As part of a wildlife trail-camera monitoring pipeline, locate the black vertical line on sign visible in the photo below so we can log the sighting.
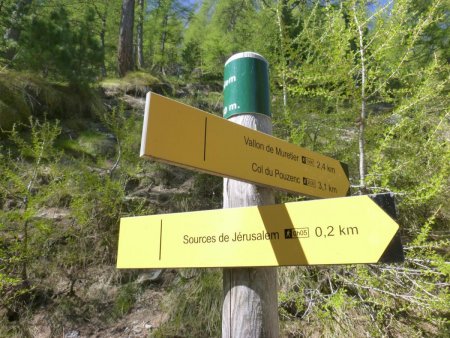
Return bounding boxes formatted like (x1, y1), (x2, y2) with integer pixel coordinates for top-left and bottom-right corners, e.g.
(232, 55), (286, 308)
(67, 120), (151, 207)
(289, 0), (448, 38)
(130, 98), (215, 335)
(159, 220), (163, 260)
(203, 117), (208, 161)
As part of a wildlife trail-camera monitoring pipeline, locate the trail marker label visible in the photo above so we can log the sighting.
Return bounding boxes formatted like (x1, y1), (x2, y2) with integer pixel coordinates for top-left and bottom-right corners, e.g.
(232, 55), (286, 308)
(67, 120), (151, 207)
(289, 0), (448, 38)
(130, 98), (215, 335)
(117, 195), (403, 269)
(140, 93), (350, 198)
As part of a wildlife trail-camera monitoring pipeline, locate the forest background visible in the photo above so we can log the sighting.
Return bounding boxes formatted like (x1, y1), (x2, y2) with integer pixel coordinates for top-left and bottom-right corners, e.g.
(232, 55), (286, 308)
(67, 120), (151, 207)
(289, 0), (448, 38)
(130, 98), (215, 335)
(0, 0), (449, 337)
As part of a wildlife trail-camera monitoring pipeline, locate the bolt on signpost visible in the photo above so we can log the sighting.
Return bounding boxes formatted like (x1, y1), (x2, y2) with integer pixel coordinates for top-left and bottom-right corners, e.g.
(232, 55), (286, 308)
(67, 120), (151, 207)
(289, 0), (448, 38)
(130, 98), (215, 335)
(222, 52), (278, 338)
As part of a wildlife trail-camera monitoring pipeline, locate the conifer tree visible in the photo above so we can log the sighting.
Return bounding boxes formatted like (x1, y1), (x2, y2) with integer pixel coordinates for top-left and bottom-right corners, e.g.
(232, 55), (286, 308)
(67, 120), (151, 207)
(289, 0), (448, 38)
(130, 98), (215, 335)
(2, 0), (33, 61)
(283, 0), (447, 191)
(16, 5), (103, 85)
(145, 0), (190, 75)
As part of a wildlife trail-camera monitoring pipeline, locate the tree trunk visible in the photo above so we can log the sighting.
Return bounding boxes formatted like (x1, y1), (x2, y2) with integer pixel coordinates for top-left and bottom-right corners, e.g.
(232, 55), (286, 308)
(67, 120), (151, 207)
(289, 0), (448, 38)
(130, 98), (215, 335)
(222, 115), (279, 338)
(136, 0), (145, 69)
(2, 0), (33, 61)
(160, 13), (168, 75)
(118, 0), (135, 77)
(353, 6), (367, 193)
(275, 1), (288, 113)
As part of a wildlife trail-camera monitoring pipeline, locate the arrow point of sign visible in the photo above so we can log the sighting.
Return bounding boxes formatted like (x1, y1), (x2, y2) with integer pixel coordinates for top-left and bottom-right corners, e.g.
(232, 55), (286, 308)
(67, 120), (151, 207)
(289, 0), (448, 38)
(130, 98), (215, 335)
(378, 233), (404, 263)
(369, 193), (405, 263)
(117, 194), (404, 268)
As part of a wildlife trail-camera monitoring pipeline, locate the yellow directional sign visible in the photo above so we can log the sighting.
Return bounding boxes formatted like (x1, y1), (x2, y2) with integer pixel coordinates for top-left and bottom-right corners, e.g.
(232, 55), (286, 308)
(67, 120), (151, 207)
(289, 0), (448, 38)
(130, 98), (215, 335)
(117, 195), (401, 268)
(140, 93), (349, 198)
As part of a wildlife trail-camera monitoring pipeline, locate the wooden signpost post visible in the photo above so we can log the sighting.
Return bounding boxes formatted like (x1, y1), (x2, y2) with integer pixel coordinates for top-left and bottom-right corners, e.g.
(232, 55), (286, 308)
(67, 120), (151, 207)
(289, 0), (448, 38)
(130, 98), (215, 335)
(117, 52), (404, 338)
(221, 52), (278, 338)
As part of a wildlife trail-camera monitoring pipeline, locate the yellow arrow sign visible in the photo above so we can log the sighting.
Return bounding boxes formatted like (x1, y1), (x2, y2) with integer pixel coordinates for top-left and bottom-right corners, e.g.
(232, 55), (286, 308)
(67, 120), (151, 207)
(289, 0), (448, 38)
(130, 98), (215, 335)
(140, 93), (349, 198)
(117, 195), (401, 268)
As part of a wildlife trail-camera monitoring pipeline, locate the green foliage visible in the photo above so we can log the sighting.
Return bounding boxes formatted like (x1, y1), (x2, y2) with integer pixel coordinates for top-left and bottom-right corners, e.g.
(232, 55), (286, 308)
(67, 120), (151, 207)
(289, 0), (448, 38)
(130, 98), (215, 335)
(181, 40), (202, 74)
(182, 0), (274, 78)
(58, 130), (115, 159)
(0, 70), (104, 130)
(272, 0), (449, 336)
(101, 71), (161, 97)
(279, 262), (449, 337)
(0, 74), (31, 130)
(0, 117), (62, 318)
(16, 7), (103, 85)
(155, 269), (222, 337)
(144, 0), (189, 75)
(112, 282), (139, 318)
(0, 100), (152, 329)
(69, 172), (124, 264)
(286, 3), (354, 101)
(366, 57), (450, 237)
(1, 0), (449, 336)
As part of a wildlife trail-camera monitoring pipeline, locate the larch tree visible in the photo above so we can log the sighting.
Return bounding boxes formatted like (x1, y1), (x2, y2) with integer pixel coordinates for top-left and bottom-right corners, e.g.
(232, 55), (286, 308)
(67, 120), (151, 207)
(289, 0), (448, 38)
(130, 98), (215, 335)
(282, 0), (446, 192)
(145, 0), (189, 75)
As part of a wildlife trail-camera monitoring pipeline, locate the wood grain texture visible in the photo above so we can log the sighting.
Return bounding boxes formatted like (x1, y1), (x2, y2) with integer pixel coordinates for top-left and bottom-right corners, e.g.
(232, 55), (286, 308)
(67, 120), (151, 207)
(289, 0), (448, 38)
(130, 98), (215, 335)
(222, 114), (279, 338)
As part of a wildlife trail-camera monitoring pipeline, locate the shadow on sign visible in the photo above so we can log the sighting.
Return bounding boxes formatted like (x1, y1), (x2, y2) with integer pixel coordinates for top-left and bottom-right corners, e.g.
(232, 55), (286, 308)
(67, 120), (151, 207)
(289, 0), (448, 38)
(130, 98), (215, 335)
(258, 204), (308, 266)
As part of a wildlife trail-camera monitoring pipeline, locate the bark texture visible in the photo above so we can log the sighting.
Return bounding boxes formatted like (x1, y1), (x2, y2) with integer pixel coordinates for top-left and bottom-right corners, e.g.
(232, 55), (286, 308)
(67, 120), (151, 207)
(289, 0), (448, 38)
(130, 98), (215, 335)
(118, 0), (135, 77)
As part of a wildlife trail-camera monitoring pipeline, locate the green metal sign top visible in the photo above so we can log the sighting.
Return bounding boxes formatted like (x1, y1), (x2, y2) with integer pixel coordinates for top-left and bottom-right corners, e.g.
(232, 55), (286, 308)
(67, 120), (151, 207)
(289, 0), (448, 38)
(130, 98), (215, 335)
(223, 52), (271, 119)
